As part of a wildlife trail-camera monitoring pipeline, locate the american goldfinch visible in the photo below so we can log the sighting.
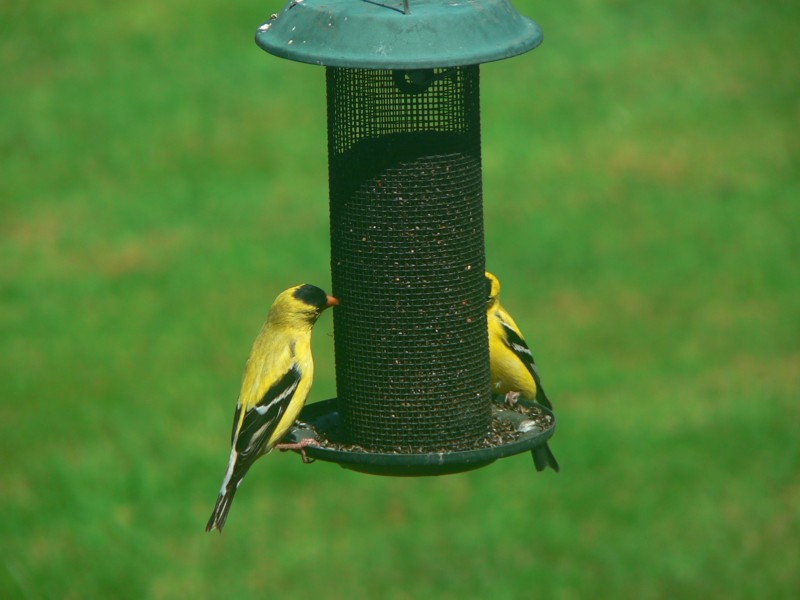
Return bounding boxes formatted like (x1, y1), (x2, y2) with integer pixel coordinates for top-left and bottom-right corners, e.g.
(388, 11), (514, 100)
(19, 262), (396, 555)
(486, 271), (560, 472)
(205, 284), (338, 533)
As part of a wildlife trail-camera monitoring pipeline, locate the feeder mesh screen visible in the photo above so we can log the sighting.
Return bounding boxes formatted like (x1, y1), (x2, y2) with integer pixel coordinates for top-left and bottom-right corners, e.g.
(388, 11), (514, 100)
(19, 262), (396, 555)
(327, 66), (491, 452)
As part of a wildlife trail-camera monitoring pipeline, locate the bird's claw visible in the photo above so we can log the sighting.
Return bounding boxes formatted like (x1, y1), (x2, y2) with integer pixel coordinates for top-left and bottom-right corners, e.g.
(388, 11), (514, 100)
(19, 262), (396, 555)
(505, 391), (521, 408)
(275, 438), (319, 464)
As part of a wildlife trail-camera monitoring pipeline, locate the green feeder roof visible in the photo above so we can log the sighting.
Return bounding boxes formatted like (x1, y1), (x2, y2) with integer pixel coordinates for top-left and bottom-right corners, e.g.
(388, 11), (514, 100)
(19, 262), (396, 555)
(255, 0), (543, 69)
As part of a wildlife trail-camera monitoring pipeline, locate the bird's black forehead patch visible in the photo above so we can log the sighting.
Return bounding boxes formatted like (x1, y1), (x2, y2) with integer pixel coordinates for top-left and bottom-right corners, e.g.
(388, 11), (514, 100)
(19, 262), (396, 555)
(485, 275), (494, 299)
(293, 284), (328, 309)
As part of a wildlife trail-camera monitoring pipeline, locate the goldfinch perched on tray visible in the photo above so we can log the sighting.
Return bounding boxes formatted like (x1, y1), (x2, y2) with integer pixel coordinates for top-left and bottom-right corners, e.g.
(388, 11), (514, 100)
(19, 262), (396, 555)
(485, 271), (560, 473)
(206, 284), (338, 533)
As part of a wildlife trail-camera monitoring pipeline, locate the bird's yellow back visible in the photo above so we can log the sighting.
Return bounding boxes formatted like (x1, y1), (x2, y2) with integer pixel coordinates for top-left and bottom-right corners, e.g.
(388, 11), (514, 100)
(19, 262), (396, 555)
(485, 271), (538, 400)
(488, 305), (538, 399)
(234, 287), (320, 447)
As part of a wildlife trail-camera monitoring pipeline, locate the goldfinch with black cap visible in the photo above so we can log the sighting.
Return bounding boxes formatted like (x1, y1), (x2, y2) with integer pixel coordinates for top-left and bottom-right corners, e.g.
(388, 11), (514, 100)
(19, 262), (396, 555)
(206, 284), (338, 532)
(485, 271), (559, 472)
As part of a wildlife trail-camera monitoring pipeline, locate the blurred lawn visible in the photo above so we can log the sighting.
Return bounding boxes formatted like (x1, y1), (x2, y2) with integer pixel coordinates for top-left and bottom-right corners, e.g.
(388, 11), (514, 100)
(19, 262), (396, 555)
(1, 0), (798, 598)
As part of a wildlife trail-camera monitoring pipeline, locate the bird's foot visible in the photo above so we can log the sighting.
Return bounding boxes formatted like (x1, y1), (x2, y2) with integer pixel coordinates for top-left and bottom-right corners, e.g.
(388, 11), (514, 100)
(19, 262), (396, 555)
(276, 438), (319, 464)
(504, 391), (521, 408)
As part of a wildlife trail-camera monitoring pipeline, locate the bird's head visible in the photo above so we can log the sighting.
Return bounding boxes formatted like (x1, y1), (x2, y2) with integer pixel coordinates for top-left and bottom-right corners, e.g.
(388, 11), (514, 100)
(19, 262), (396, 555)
(270, 284), (338, 327)
(485, 271), (501, 310)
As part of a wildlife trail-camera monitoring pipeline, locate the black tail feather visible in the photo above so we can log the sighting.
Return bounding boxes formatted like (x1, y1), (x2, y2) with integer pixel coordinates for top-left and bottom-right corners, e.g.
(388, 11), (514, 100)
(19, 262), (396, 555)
(206, 487), (238, 533)
(531, 442), (560, 473)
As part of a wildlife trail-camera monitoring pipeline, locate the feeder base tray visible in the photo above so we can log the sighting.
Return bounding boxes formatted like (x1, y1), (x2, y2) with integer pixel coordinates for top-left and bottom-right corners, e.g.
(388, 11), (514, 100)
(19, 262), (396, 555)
(282, 397), (556, 476)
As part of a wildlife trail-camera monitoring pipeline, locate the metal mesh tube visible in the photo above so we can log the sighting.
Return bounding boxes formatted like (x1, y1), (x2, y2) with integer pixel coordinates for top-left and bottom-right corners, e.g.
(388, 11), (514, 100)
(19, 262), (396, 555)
(327, 66), (491, 451)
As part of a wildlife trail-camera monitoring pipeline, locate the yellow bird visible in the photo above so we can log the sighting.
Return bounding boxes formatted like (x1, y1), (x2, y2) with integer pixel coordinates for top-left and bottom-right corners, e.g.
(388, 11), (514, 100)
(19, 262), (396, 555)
(206, 284), (338, 532)
(486, 271), (559, 472)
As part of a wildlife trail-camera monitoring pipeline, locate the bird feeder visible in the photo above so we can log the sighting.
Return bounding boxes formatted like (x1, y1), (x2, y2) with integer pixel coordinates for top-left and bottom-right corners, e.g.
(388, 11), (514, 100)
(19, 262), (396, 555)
(256, 0), (555, 475)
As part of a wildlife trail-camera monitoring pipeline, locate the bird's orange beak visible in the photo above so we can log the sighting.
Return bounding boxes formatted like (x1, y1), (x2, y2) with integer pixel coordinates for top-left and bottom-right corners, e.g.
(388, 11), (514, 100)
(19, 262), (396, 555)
(325, 295), (339, 308)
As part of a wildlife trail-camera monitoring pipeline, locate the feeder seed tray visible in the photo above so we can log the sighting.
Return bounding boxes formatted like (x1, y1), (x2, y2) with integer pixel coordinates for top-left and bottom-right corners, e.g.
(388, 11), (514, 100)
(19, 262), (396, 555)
(283, 395), (556, 476)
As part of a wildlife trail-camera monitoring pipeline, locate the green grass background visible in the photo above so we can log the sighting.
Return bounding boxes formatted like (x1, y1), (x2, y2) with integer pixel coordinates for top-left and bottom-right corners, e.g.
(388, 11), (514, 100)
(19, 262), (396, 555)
(2, 0), (798, 598)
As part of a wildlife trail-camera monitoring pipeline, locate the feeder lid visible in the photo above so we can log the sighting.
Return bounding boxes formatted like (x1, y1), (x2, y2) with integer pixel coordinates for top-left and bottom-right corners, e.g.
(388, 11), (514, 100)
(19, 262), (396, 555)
(255, 0), (543, 69)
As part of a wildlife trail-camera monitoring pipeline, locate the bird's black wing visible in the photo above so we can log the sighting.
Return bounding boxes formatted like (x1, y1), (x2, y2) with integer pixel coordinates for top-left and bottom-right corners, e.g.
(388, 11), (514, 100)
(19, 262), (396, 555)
(234, 365), (302, 464)
(499, 318), (552, 410)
